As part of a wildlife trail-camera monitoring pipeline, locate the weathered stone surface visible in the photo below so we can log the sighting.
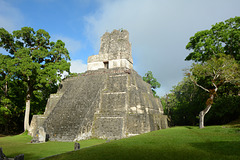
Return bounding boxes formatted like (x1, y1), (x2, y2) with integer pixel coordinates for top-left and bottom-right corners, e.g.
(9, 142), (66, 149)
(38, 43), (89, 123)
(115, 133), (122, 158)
(31, 127), (48, 143)
(14, 154), (24, 160)
(29, 77), (76, 137)
(87, 29), (133, 70)
(38, 127), (46, 142)
(34, 68), (167, 141)
(29, 30), (168, 141)
(28, 115), (46, 137)
(74, 143), (80, 151)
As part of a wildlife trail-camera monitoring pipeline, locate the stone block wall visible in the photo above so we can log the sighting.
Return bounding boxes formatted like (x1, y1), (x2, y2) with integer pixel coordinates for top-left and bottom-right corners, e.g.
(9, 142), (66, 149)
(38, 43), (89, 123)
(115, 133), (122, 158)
(92, 72), (128, 139)
(43, 75), (105, 141)
(30, 68), (167, 141)
(29, 77), (77, 137)
(87, 30), (133, 71)
(29, 115), (47, 137)
(87, 59), (133, 70)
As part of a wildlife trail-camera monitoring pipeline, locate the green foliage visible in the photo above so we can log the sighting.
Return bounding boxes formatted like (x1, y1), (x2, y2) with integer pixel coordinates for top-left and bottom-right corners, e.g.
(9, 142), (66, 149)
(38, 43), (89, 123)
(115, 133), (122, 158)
(187, 55), (240, 126)
(162, 76), (240, 126)
(185, 16), (240, 127)
(161, 77), (208, 126)
(0, 77), (26, 133)
(186, 16), (240, 63)
(0, 27), (71, 133)
(143, 71), (161, 97)
(31, 83), (58, 115)
(189, 54), (240, 87)
(206, 94), (240, 125)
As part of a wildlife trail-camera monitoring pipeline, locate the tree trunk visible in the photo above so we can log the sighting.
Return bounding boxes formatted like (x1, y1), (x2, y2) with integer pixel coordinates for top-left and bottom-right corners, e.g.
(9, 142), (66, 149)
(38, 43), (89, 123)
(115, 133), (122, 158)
(24, 77), (31, 131)
(199, 94), (214, 129)
(199, 105), (212, 128)
(24, 94), (30, 131)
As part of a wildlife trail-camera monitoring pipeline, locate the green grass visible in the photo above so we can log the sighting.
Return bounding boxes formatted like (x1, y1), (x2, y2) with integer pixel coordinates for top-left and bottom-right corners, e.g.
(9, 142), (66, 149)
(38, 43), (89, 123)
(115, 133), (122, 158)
(0, 133), (105, 160)
(45, 126), (240, 160)
(1, 126), (240, 160)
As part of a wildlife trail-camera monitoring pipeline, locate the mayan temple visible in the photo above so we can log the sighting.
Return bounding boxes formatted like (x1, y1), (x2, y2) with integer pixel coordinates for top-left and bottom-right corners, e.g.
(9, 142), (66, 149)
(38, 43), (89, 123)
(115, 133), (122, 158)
(29, 29), (168, 141)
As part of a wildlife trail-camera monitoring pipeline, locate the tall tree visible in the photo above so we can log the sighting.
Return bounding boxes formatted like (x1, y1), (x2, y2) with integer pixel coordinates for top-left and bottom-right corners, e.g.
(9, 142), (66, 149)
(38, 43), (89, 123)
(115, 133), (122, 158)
(185, 16), (240, 63)
(0, 54), (17, 133)
(187, 55), (240, 128)
(161, 77), (207, 126)
(143, 71), (161, 97)
(185, 16), (240, 128)
(0, 27), (70, 131)
(0, 54), (13, 102)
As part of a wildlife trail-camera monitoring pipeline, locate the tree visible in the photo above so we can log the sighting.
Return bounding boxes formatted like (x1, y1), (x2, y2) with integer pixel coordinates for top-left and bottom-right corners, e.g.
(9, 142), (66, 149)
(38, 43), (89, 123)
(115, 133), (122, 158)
(185, 16), (240, 63)
(185, 16), (240, 128)
(161, 77), (207, 126)
(187, 55), (240, 128)
(0, 54), (15, 133)
(161, 74), (240, 127)
(0, 77), (26, 134)
(0, 27), (70, 131)
(143, 71), (161, 97)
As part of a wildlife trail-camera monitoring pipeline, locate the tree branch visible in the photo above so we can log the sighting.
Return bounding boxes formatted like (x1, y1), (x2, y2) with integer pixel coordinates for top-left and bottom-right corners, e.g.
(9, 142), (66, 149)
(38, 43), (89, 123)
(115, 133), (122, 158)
(212, 82), (218, 92)
(8, 41), (17, 53)
(190, 76), (209, 92)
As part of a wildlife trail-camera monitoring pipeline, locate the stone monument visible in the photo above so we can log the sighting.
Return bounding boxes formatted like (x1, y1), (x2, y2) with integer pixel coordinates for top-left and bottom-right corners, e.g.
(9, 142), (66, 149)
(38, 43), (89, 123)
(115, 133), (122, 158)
(87, 29), (133, 70)
(29, 29), (168, 141)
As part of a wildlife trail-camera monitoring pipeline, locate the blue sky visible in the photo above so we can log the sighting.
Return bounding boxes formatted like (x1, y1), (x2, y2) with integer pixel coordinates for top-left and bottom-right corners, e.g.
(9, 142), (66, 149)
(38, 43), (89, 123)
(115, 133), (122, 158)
(1, 0), (240, 96)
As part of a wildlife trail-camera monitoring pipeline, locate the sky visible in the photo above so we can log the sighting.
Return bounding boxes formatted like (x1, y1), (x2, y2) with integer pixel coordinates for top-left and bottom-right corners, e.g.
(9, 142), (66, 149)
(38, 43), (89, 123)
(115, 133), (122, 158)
(0, 0), (240, 96)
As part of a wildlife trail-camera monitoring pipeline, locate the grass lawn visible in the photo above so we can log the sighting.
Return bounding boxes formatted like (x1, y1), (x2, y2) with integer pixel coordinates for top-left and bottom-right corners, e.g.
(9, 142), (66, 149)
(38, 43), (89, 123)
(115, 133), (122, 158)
(45, 126), (240, 160)
(0, 133), (105, 160)
(0, 126), (240, 160)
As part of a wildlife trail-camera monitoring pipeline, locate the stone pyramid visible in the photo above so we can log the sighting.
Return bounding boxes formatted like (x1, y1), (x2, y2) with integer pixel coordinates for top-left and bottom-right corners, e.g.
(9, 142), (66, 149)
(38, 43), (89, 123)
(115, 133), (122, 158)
(29, 29), (168, 141)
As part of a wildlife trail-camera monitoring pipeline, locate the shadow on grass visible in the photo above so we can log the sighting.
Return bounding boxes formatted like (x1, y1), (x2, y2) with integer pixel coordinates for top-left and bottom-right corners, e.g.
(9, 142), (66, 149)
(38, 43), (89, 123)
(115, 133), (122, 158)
(185, 126), (194, 129)
(190, 141), (240, 156)
(5, 152), (42, 160)
(3, 146), (68, 160)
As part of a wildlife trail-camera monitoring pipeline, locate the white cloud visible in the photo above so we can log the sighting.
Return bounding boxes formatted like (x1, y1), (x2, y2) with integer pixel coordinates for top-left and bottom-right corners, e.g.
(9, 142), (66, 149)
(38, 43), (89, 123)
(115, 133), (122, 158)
(84, 0), (240, 96)
(0, 0), (24, 32)
(61, 59), (87, 79)
(53, 35), (82, 55)
(70, 59), (87, 73)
